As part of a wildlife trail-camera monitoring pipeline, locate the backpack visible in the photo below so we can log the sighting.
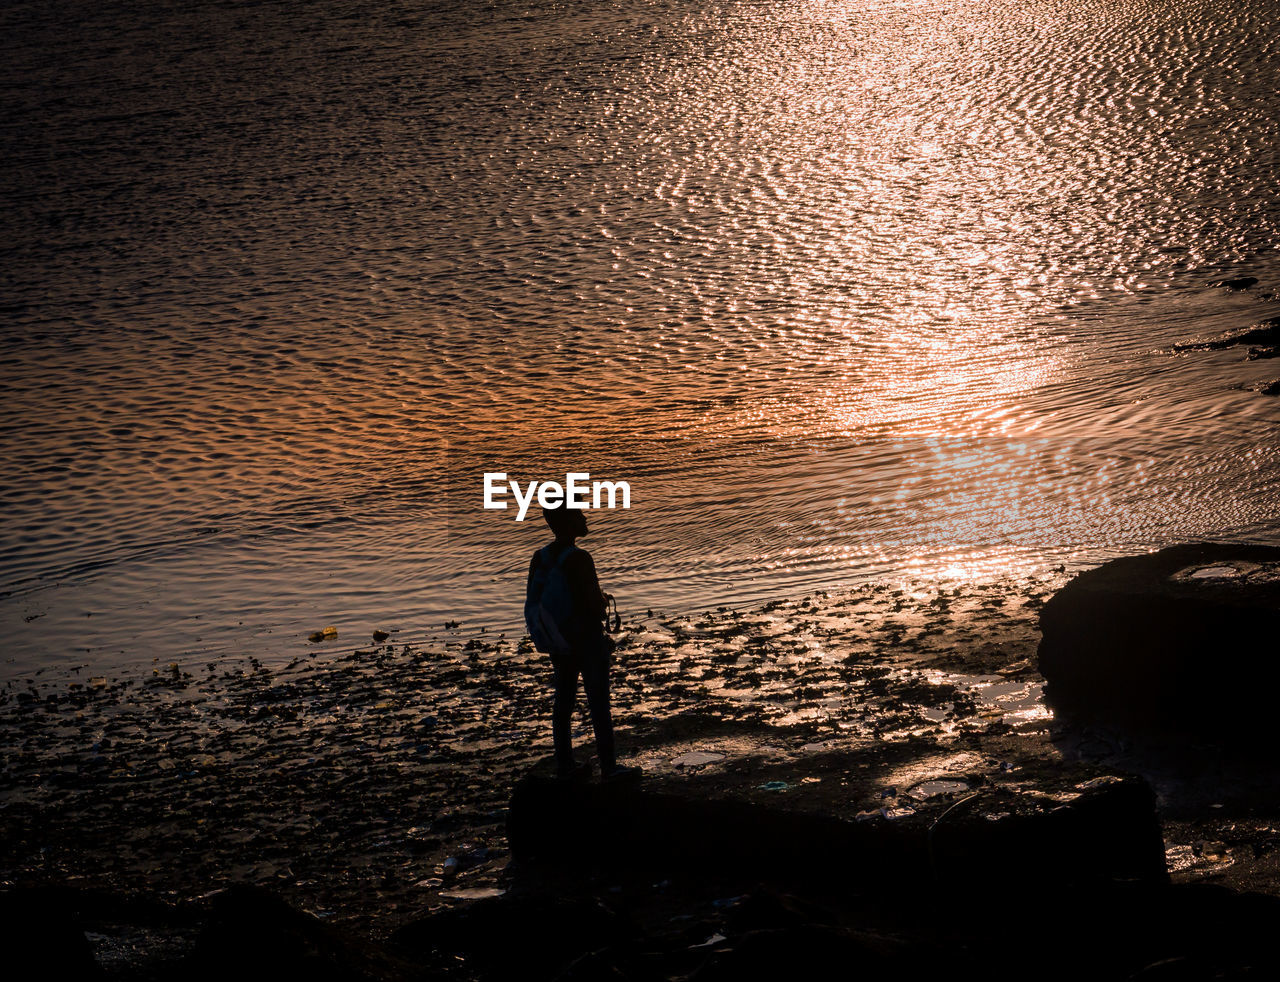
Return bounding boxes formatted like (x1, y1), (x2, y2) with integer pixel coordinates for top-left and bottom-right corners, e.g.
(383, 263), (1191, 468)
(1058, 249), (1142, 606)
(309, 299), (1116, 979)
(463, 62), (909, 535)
(524, 544), (579, 655)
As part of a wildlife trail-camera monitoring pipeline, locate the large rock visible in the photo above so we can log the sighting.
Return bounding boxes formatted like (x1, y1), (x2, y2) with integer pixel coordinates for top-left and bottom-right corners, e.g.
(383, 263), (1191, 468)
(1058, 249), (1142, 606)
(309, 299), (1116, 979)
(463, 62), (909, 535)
(1039, 543), (1280, 726)
(390, 894), (622, 979)
(508, 768), (1166, 893)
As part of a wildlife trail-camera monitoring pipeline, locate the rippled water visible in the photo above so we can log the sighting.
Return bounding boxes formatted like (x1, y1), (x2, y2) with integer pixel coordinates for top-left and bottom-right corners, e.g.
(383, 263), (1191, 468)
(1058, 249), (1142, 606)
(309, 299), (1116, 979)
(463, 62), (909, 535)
(3, 0), (1280, 677)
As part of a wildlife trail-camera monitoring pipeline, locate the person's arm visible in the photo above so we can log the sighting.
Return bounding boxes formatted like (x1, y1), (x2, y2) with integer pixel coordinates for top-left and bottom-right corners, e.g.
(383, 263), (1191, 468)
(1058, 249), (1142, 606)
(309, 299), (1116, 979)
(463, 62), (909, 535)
(565, 549), (606, 623)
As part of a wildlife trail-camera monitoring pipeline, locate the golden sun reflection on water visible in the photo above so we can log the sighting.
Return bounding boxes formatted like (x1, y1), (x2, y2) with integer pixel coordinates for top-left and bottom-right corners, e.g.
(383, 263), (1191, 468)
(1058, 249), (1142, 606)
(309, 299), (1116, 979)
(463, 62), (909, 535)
(4, 0), (1280, 668)
(396, 0), (1280, 609)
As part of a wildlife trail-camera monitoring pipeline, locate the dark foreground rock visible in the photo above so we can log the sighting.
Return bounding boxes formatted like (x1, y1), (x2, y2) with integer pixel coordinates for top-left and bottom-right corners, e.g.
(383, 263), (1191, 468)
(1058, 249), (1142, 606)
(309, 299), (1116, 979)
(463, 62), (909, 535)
(16, 874), (1280, 981)
(390, 893), (625, 979)
(386, 876), (1280, 981)
(1039, 543), (1280, 728)
(0, 883), (421, 982)
(0, 886), (103, 980)
(507, 766), (1166, 893)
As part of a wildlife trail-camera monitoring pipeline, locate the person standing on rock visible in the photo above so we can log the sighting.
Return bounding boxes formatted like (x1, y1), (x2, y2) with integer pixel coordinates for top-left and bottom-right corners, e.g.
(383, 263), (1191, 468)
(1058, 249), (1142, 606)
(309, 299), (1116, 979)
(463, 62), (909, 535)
(525, 502), (638, 781)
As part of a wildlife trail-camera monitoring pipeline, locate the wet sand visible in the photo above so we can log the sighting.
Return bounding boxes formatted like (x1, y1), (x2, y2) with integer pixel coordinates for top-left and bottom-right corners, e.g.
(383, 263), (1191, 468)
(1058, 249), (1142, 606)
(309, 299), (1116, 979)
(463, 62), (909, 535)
(4, 575), (1279, 969)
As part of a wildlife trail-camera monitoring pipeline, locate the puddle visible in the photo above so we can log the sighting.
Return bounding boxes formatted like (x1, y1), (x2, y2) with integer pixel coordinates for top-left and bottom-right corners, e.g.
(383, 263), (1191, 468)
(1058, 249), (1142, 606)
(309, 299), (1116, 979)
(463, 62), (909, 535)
(909, 779), (970, 799)
(1171, 561), (1280, 584)
(1187, 565), (1242, 579)
(802, 741), (835, 752)
(671, 751), (726, 768)
(438, 886), (507, 901)
(880, 753), (983, 803)
(939, 673), (1050, 728)
(1166, 843), (1235, 873)
(855, 805), (917, 821)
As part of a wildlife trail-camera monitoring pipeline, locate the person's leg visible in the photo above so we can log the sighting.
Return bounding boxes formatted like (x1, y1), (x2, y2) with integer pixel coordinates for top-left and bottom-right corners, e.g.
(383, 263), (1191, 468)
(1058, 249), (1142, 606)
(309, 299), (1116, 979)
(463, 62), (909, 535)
(580, 651), (616, 771)
(551, 658), (579, 775)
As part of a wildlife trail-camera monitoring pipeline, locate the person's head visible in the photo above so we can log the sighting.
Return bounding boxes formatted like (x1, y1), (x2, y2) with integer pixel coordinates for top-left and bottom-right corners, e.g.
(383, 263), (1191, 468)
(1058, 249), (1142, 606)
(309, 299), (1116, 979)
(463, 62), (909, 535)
(543, 503), (588, 541)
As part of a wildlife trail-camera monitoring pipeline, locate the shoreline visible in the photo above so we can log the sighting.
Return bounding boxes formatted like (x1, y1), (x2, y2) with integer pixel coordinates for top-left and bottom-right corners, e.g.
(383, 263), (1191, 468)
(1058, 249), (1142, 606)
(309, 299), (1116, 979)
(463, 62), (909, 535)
(4, 573), (1278, 971)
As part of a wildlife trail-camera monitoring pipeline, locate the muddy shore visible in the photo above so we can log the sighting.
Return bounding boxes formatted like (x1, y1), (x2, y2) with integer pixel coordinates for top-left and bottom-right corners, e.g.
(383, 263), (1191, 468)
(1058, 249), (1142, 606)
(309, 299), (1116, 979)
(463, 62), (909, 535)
(5, 575), (1280, 976)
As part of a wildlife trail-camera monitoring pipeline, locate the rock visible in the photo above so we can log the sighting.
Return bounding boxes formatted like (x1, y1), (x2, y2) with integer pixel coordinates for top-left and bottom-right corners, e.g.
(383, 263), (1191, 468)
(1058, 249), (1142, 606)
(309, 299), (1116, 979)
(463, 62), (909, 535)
(1245, 347), (1280, 360)
(0, 887), (102, 980)
(372, 630), (390, 642)
(390, 893), (621, 979)
(189, 885), (411, 981)
(507, 767), (1166, 894)
(688, 925), (905, 981)
(1173, 316), (1280, 351)
(1208, 276), (1258, 290)
(1260, 379), (1280, 396)
(1039, 543), (1280, 728)
(719, 891), (829, 934)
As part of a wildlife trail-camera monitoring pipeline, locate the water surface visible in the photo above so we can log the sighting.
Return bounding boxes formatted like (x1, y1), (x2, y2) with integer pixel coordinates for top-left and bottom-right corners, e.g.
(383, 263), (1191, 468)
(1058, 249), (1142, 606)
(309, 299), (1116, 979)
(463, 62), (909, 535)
(3, 0), (1280, 676)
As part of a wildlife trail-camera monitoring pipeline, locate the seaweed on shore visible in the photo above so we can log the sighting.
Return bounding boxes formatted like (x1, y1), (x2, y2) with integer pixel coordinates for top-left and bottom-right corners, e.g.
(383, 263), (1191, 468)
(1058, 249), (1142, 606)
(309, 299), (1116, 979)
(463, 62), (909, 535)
(5, 572), (1280, 977)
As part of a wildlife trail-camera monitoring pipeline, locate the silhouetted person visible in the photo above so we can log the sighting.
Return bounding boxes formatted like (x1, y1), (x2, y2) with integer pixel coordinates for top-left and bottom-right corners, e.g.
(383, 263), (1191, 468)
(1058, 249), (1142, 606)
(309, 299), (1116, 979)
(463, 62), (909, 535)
(525, 503), (637, 781)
